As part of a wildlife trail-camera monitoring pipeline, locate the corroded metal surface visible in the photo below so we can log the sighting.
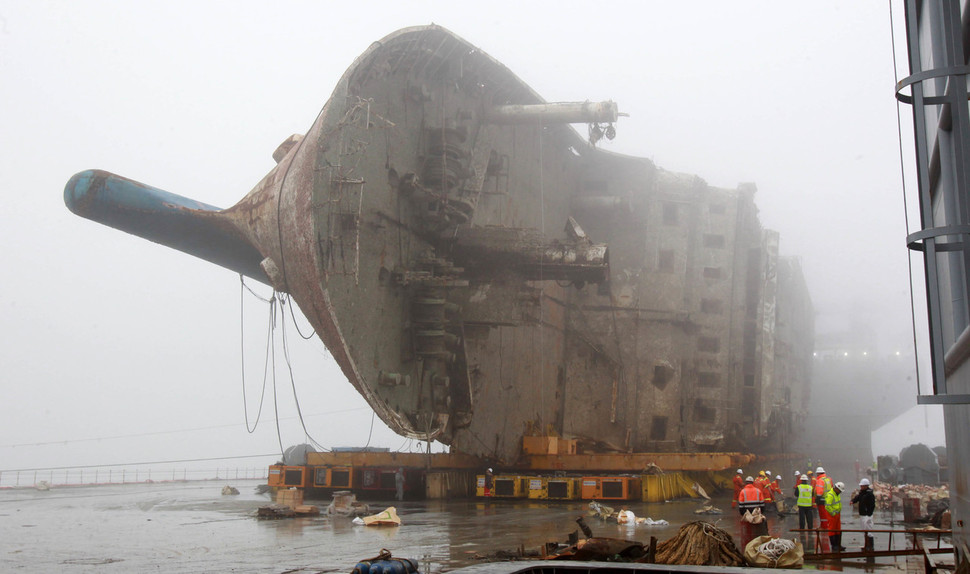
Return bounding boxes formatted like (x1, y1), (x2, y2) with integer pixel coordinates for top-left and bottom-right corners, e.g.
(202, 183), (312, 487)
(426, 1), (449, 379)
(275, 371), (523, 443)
(65, 25), (814, 464)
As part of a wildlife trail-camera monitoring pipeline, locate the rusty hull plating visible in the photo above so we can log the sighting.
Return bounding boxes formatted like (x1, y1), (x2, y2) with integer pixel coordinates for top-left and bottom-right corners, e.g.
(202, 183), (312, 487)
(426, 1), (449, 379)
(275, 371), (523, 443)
(65, 25), (813, 464)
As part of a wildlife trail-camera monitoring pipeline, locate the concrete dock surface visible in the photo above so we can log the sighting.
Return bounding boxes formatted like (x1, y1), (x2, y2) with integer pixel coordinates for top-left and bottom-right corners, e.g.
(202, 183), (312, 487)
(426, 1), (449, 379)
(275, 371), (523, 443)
(0, 480), (944, 572)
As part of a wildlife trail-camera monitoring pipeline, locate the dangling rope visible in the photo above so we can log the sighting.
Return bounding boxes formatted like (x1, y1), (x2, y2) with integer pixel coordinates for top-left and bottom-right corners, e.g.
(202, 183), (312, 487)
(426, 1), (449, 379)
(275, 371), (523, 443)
(269, 295), (285, 458)
(888, 1), (923, 394)
(278, 293), (328, 452)
(239, 275), (326, 454)
(239, 275), (272, 434)
(284, 293), (316, 340)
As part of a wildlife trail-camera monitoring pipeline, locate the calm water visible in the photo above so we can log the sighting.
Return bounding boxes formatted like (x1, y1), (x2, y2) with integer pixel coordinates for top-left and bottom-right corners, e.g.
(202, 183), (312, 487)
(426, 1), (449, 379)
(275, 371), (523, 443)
(0, 480), (934, 572)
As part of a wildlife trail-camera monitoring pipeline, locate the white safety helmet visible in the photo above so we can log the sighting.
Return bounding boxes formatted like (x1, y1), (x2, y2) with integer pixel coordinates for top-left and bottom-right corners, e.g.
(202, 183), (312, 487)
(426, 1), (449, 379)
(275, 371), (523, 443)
(766, 470), (771, 477)
(776, 475), (782, 480)
(835, 482), (845, 491)
(859, 478), (871, 486)
(745, 476), (754, 483)
(800, 474), (809, 482)
(794, 470), (801, 476)
(816, 466), (825, 474)
(487, 468), (493, 472)
(737, 468), (743, 474)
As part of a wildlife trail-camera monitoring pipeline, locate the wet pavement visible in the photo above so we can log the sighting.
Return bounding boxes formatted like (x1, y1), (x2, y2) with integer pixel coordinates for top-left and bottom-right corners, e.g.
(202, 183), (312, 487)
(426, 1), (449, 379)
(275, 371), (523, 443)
(0, 480), (940, 572)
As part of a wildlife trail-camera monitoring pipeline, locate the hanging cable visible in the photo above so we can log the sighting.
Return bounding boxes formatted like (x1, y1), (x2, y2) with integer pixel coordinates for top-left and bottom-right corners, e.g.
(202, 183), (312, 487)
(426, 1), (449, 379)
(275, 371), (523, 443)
(240, 274), (272, 434)
(889, 1), (923, 394)
(269, 295), (285, 458)
(241, 275), (273, 303)
(283, 293), (316, 340)
(278, 293), (329, 452)
(362, 410), (376, 448)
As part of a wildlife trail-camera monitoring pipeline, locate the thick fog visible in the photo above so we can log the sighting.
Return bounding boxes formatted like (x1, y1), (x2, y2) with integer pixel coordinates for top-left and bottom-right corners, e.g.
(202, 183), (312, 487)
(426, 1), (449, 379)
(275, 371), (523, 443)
(0, 1), (942, 478)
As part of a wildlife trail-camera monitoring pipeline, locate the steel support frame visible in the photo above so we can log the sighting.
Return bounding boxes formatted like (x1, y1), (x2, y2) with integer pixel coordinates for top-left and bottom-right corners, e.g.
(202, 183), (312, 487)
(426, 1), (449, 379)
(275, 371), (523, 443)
(900, 0), (970, 404)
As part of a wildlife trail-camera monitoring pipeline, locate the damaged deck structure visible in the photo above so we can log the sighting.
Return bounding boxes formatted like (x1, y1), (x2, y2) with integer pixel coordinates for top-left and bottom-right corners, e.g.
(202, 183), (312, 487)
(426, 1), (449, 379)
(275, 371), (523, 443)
(65, 25), (813, 464)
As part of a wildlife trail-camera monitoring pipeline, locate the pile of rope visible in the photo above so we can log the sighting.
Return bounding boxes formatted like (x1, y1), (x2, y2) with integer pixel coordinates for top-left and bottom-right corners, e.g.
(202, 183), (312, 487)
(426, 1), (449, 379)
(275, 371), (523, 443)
(654, 521), (744, 566)
(757, 538), (796, 561)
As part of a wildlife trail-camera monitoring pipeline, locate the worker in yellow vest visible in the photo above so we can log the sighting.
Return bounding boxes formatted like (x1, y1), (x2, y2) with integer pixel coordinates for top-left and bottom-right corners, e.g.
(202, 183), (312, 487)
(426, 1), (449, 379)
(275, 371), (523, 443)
(824, 481), (846, 551)
(794, 474), (815, 530)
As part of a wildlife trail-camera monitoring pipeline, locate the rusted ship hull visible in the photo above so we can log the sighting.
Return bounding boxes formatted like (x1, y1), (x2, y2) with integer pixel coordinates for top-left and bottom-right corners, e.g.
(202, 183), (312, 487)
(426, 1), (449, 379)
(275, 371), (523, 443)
(65, 25), (813, 464)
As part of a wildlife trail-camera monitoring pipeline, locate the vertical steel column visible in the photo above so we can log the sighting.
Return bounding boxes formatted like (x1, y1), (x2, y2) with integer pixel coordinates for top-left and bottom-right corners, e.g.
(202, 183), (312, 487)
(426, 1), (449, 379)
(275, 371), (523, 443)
(898, 0), (970, 404)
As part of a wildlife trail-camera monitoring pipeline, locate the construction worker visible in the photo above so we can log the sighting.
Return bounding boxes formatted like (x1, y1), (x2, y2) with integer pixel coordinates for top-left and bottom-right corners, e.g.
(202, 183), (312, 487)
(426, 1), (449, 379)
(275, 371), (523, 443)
(814, 467), (833, 509)
(759, 471), (774, 512)
(814, 467), (833, 552)
(732, 469), (744, 508)
(483, 468), (494, 497)
(754, 470), (769, 494)
(770, 474), (784, 512)
(738, 476), (765, 517)
(852, 477), (876, 552)
(795, 474), (815, 530)
(825, 481), (846, 551)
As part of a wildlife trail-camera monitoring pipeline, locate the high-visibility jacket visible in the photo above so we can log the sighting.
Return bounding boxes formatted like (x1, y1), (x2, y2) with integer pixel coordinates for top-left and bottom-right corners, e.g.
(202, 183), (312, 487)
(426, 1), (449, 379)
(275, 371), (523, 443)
(824, 489), (842, 516)
(770, 480), (782, 497)
(815, 474), (832, 498)
(762, 481), (774, 502)
(733, 475), (744, 499)
(738, 483), (765, 509)
(796, 483), (814, 507)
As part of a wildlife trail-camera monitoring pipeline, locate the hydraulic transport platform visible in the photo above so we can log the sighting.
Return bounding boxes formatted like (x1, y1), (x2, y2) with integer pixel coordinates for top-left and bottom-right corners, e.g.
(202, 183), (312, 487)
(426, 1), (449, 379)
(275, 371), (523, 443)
(265, 441), (781, 501)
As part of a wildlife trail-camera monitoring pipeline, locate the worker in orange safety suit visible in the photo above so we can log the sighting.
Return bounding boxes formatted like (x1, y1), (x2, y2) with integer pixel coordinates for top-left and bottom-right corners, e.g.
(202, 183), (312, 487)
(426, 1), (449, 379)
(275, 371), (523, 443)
(769, 474), (784, 512)
(732, 468), (744, 508)
(814, 466), (833, 551)
(754, 471), (769, 493)
(737, 476), (765, 517)
(758, 471), (774, 512)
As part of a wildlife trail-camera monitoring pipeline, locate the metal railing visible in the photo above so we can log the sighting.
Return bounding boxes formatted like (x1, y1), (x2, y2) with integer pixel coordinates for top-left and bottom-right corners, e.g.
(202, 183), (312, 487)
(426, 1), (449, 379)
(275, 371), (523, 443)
(0, 467), (268, 489)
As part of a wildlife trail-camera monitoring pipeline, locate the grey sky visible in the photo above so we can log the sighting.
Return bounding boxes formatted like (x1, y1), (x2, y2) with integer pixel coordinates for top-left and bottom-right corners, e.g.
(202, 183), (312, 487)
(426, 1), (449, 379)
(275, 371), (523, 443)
(0, 1), (938, 473)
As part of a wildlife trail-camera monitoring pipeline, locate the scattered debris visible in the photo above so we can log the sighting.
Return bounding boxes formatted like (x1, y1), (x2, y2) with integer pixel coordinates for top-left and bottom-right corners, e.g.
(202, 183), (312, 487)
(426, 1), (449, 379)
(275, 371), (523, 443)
(617, 509), (636, 524)
(868, 481), (949, 513)
(549, 537), (648, 562)
(221, 485), (240, 495)
(253, 484), (271, 495)
(294, 505), (320, 516)
(327, 490), (370, 517)
(693, 504), (722, 515)
(275, 487), (303, 508)
(35, 481), (50, 491)
(353, 506), (401, 526)
(691, 482), (711, 500)
(654, 521), (744, 567)
(576, 516), (593, 538)
(587, 500), (614, 520)
(257, 504), (295, 519)
(586, 501), (667, 526)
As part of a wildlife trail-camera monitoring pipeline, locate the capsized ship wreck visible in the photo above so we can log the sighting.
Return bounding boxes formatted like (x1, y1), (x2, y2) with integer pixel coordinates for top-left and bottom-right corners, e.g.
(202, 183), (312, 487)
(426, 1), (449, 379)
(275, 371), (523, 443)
(65, 25), (813, 464)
